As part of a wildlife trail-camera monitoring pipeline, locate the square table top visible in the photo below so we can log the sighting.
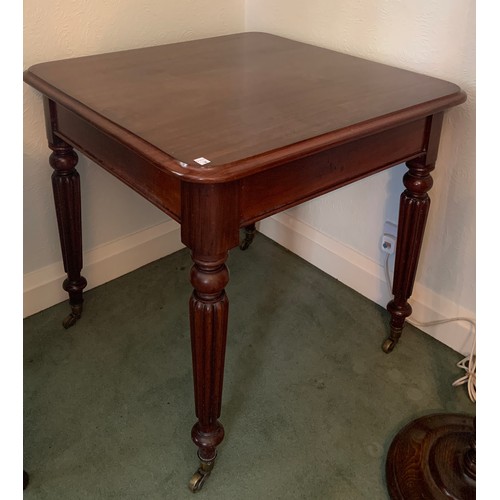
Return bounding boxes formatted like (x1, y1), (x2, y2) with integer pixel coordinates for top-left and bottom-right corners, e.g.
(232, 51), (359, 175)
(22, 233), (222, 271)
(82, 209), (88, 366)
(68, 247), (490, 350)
(24, 32), (465, 179)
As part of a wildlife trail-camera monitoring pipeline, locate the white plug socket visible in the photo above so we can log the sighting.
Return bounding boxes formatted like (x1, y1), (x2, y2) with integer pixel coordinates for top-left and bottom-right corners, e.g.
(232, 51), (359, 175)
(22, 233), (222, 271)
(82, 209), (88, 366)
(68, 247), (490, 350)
(381, 221), (397, 255)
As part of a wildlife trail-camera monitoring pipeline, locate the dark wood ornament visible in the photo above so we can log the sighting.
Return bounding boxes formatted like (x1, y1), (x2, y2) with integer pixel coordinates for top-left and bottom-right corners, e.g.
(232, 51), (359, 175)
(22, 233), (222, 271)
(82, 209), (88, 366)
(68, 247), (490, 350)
(386, 413), (475, 500)
(383, 157), (434, 353)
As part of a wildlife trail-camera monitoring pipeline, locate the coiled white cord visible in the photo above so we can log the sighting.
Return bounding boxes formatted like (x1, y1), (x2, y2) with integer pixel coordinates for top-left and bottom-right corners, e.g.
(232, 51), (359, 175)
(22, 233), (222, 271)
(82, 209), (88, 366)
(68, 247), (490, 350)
(384, 254), (476, 402)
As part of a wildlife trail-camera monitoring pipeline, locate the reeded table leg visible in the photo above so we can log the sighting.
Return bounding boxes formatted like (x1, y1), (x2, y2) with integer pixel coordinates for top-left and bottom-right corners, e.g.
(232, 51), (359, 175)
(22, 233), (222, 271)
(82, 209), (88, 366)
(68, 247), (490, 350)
(181, 180), (239, 491)
(383, 158), (434, 353)
(188, 252), (229, 492)
(49, 140), (87, 328)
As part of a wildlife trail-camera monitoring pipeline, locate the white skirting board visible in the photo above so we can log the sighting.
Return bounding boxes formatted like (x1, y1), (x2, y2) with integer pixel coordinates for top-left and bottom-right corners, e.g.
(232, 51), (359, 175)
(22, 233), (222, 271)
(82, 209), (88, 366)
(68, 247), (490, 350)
(23, 220), (184, 318)
(24, 214), (475, 356)
(257, 212), (475, 356)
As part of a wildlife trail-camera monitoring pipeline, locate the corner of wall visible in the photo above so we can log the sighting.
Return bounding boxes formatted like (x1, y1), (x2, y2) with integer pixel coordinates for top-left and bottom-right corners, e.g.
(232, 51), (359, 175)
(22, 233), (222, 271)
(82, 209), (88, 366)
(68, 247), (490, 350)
(257, 212), (475, 356)
(24, 220), (184, 318)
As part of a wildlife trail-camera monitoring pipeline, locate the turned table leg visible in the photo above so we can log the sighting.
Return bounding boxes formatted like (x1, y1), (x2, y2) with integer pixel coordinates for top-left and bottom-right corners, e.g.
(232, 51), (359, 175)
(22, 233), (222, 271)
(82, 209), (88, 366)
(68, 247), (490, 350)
(181, 181), (239, 492)
(49, 140), (87, 328)
(188, 252), (229, 492)
(383, 157), (434, 353)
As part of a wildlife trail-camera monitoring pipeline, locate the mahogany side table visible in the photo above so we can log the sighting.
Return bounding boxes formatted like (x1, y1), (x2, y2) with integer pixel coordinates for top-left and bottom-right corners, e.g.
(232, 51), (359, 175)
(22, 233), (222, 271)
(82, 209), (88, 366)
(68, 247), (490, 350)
(24, 32), (466, 491)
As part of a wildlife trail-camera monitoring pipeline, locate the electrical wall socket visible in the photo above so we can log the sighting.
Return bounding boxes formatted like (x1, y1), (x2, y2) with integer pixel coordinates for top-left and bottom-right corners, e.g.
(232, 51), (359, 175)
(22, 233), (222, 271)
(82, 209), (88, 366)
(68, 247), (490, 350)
(381, 221), (397, 255)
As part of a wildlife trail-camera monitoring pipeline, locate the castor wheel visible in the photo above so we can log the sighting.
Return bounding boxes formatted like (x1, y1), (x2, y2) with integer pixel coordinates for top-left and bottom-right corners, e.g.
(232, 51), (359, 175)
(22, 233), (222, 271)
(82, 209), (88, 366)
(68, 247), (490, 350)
(62, 304), (83, 329)
(382, 337), (397, 353)
(239, 237), (253, 251)
(240, 224), (256, 251)
(188, 470), (209, 492)
(188, 456), (215, 493)
(62, 313), (79, 329)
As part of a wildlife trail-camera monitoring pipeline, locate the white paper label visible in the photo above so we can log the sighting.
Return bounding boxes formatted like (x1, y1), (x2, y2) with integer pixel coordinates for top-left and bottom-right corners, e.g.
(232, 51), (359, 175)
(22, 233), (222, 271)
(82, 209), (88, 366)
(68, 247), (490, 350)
(194, 157), (211, 165)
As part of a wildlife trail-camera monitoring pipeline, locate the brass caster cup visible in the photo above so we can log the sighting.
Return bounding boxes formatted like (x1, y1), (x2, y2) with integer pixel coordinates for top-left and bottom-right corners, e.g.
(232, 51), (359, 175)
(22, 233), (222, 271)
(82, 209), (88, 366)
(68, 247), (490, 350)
(188, 456), (216, 493)
(239, 225), (256, 251)
(382, 337), (397, 353)
(62, 304), (83, 329)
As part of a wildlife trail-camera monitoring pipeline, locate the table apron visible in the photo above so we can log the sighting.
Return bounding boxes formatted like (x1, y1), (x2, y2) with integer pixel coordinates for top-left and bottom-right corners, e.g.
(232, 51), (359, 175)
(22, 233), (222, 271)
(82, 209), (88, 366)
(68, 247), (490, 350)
(239, 117), (430, 225)
(52, 101), (431, 230)
(54, 103), (182, 222)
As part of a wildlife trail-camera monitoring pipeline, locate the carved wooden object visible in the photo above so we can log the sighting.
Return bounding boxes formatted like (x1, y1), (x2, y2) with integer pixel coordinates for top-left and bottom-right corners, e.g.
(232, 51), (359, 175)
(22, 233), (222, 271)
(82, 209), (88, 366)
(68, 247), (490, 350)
(23, 33), (467, 490)
(189, 254), (228, 460)
(383, 157), (434, 353)
(49, 138), (87, 328)
(180, 181), (239, 487)
(386, 413), (476, 500)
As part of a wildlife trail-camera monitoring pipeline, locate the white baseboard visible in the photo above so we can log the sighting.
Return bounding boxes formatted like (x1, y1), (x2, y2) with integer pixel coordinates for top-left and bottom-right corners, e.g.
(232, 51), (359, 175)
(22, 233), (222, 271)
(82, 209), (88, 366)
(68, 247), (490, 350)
(23, 220), (184, 318)
(258, 212), (475, 356)
(24, 212), (475, 356)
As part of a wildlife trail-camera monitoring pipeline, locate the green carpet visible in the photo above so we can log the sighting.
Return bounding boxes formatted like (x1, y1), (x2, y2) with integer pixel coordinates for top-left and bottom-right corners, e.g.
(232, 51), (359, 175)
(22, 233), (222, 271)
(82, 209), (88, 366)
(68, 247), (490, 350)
(24, 233), (474, 499)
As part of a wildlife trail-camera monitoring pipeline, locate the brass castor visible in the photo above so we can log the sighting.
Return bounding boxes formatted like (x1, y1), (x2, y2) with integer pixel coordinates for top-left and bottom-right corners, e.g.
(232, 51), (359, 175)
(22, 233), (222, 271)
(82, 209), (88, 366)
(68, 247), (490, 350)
(188, 456), (216, 493)
(382, 337), (397, 353)
(62, 304), (83, 329)
(240, 224), (256, 251)
(189, 471), (208, 493)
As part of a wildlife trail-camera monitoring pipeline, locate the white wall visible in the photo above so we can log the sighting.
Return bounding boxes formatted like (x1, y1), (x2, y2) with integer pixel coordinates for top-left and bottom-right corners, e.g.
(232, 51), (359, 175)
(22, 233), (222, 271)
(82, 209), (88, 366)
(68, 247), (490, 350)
(247, 0), (476, 353)
(23, 0), (245, 313)
(24, 1), (475, 354)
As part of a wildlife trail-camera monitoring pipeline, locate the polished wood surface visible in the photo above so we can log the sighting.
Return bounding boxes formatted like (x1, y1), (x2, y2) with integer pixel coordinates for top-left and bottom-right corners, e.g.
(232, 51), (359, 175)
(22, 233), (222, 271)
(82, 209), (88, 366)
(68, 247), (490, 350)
(240, 117), (429, 225)
(23, 32), (467, 490)
(386, 413), (475, 500)
(24, 32), (465, 181)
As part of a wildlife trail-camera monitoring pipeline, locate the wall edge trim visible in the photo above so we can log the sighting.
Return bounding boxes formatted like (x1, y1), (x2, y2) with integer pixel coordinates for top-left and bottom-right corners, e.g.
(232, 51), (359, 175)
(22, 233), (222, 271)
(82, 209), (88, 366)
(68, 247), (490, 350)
(23, 220), (184, 318)
(257, 212), (475, 356)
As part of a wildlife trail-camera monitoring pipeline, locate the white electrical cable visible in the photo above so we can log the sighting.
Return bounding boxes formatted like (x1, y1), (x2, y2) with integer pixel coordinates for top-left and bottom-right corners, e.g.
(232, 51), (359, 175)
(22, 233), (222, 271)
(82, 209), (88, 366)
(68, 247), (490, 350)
(384, 254), (476, 402)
